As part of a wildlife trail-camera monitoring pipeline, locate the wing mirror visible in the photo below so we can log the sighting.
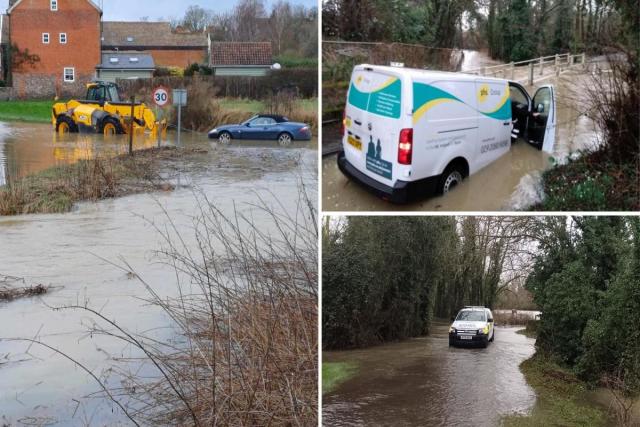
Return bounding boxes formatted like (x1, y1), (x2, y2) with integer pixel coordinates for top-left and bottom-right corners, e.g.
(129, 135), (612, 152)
(488, 318), (494, 323)
(245, 122), (251, 127)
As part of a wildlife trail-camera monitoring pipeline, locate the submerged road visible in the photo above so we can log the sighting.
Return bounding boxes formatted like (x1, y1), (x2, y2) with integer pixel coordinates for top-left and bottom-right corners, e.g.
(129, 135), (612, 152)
(323, 322), (536, 427)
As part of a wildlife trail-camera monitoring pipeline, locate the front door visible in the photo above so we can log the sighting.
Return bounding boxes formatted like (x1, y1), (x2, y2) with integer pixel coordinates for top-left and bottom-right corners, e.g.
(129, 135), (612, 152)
(509, 82), (530, 141)
(527, 85), (556, 153)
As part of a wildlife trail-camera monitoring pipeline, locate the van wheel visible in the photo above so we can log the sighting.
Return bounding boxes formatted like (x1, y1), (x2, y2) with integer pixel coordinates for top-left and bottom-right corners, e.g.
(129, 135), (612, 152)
(439, 165), (464, 194)
(490, 331), (495, 342)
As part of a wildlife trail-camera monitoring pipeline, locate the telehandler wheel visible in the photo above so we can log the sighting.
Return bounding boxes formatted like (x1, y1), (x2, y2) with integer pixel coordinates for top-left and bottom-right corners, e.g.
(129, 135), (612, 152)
(56, 115), (78, 134)
(99, 117), (124, 136)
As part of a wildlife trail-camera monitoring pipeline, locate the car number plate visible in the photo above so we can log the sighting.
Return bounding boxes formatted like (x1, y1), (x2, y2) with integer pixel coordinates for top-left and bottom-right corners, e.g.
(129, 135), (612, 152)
(347, 135), (362, 150)
(460, 335), (472, 340)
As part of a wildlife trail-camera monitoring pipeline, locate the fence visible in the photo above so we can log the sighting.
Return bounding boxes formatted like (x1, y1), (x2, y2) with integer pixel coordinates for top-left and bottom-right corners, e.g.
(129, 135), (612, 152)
(465, 53), (587, 85)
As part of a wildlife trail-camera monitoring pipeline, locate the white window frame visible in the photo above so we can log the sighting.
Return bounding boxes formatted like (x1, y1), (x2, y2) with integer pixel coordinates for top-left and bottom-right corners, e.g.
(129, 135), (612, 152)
(63, 67), (75, 83)
(42, 33), (50, 44)
(59, 33), (67, 44)
(50, 0), (58, 11)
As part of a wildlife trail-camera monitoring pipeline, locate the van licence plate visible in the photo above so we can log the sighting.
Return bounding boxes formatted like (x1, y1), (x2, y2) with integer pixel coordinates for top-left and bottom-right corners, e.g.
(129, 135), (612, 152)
(347, 135), (362, 150)
(460, 335), (472, 340)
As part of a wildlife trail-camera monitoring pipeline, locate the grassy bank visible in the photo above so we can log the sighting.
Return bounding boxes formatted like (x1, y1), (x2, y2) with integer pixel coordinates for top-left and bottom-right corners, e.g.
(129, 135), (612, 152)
(534, 150), (639, 211)
(0, 147), (188, 215)
(0, 100), (53, 123)
(323, 361), (358, 394)
(515, 321), (539, 339)
(502, 355), (607, 426)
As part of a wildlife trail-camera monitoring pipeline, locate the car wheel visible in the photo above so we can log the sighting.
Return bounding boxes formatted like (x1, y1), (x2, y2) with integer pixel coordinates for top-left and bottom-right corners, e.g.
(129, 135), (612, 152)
(490, 330), (495, 342)
(278, 132), (293, 145)
(56, 115), (78, 134)
(449, 339), (453, 347)
(438, 165), (464, 194)
(219, 131), (232, 144)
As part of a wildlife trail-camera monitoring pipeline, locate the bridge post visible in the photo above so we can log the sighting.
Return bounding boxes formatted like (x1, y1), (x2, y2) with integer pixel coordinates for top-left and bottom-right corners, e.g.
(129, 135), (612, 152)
(582, 53), (586, 69)
(555, 54), (560, 76)
(482, 67), (486, 76)
(528, 62), (534, 85)
(539, 57), (544, 75)
(510, 62), (514, 79)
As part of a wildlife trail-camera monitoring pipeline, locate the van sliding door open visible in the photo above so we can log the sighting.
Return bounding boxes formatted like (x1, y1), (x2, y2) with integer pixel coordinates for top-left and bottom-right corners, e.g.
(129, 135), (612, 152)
(527, 85), (556, 153)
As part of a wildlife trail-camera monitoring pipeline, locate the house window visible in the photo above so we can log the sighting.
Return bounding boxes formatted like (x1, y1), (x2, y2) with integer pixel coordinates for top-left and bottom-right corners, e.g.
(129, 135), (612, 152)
(50, 0), (58, 11)
(59, 33), (67, 44)
(42, 33), (50, 44)
(63, 67), (75, 83)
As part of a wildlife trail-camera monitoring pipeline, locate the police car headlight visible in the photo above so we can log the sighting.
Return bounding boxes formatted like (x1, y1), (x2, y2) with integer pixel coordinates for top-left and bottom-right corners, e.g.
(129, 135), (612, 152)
(449, 327), (456, 333)
(479, 325), (490, 335)
(210, 128), (218, 133)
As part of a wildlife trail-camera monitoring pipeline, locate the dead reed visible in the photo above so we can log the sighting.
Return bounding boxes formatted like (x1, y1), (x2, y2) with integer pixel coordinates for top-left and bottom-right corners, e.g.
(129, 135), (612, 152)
(0, 147), (176, 216)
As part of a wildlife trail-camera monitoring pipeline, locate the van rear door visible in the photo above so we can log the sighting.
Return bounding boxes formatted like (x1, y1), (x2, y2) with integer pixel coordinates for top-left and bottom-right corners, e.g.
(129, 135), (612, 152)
(344, 67), (404, 186)
(527, 85), (556, 153)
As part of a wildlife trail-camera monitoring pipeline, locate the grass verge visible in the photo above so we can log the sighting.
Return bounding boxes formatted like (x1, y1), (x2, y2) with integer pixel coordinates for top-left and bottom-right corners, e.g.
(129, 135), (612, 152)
(502, 354), (607, 427)
(0, 147), (191, 215)
(323, 361), (358, 395)
(0, 100), (54, 123)
(534, 150), (639, 211)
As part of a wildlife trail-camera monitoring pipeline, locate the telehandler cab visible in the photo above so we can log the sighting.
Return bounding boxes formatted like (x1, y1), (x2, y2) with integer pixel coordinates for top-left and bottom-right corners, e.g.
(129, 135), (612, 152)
(52, 81), (166, 136)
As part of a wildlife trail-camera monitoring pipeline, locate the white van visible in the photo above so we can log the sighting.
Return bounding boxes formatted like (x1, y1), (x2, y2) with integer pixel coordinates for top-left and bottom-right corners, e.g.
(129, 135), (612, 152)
(337, 64), (556, 203)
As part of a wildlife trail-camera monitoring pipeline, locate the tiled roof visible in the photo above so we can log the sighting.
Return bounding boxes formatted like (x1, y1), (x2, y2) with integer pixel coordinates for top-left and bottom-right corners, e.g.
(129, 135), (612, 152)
(210, 42), (273, 66)
(102, 22), (207, 48)
(97, 52), (155, 69)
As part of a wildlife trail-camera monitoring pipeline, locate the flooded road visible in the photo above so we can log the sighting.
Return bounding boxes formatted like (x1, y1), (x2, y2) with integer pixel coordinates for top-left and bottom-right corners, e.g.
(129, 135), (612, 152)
(0, 122), (317, 425)
(322, 69), (599, 211)
(323, 322), (536, 426)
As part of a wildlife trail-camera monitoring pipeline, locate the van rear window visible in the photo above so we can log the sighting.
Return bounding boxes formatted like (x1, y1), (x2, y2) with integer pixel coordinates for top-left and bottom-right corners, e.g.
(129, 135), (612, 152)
(348, 74), (401, 119)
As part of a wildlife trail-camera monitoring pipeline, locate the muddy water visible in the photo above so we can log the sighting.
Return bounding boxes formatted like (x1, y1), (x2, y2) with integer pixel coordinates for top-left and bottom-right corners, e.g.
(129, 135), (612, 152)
(323, 322), (536, 427)
(322, 70), (599, 211)
(0, 122), (317, 425)
(460, 49), (503, 72)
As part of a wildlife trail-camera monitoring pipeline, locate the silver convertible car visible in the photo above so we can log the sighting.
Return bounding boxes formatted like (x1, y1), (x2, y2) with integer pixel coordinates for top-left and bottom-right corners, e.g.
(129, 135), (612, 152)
(208, 114), (312, 144)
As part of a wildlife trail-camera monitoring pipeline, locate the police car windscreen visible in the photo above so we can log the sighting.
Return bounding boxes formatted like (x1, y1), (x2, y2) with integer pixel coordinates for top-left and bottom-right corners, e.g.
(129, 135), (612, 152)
(456, 311), (486, 321)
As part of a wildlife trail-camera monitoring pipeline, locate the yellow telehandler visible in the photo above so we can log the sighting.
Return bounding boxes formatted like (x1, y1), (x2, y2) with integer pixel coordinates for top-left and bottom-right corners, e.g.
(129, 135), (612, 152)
(52, 81), (166, 137)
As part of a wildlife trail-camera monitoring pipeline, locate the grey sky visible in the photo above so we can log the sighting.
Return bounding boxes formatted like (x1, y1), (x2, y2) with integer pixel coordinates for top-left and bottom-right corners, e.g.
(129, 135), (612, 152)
(1, 0), (316, 21)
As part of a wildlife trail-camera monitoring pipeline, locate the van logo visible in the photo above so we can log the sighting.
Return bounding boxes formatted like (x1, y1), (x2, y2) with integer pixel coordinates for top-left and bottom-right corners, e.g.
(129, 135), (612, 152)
(366, 136), (392, 179)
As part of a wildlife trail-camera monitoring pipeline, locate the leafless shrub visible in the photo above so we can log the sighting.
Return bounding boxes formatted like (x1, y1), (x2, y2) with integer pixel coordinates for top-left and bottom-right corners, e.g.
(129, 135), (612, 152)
(603, 363), (639, 427)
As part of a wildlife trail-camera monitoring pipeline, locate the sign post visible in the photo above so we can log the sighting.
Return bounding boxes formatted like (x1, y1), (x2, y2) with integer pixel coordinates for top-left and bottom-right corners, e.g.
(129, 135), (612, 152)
(153, 86), (170, 147)
(173, 89), (187, 146)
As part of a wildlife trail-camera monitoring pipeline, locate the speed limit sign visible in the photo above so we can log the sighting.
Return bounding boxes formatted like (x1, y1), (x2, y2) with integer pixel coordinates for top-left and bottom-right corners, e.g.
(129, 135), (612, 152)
(152, 86), (169, 107)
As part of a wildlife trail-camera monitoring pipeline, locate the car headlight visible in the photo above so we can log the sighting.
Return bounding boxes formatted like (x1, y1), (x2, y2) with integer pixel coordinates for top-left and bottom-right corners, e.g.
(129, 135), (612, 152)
(479, 325), (489, 335)
(210, 128), (218, 133)
(449, 326), (456, 333)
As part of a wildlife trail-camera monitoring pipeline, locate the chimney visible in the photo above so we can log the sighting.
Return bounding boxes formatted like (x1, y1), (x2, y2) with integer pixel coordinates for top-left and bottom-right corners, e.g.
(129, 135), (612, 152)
(8, 0), (19, 8)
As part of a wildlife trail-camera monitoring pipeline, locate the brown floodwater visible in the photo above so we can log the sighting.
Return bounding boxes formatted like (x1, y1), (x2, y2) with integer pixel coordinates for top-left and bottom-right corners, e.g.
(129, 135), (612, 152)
(323, 322), (537, 426)
(322, 69), (600, 211)
(0, 122), (317, 425)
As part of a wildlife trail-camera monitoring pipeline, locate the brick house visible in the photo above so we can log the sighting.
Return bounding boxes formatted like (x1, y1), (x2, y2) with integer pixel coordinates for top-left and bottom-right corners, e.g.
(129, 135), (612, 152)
(8, 0), (102, 98)
(101, 22), (207, 69)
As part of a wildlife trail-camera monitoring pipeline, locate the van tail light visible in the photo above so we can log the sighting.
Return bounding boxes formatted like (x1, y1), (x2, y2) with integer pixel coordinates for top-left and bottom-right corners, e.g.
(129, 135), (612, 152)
(398, 128), (413, 165)
(341, 110), (346, 136)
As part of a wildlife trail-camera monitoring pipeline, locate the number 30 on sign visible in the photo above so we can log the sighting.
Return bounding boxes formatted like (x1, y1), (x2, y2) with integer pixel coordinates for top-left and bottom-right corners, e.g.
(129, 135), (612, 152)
(153, 87), (170, 107)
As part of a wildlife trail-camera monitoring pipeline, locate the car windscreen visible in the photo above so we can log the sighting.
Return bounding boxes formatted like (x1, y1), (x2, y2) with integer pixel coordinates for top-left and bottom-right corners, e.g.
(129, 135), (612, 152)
(456, 311), (486, 322)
